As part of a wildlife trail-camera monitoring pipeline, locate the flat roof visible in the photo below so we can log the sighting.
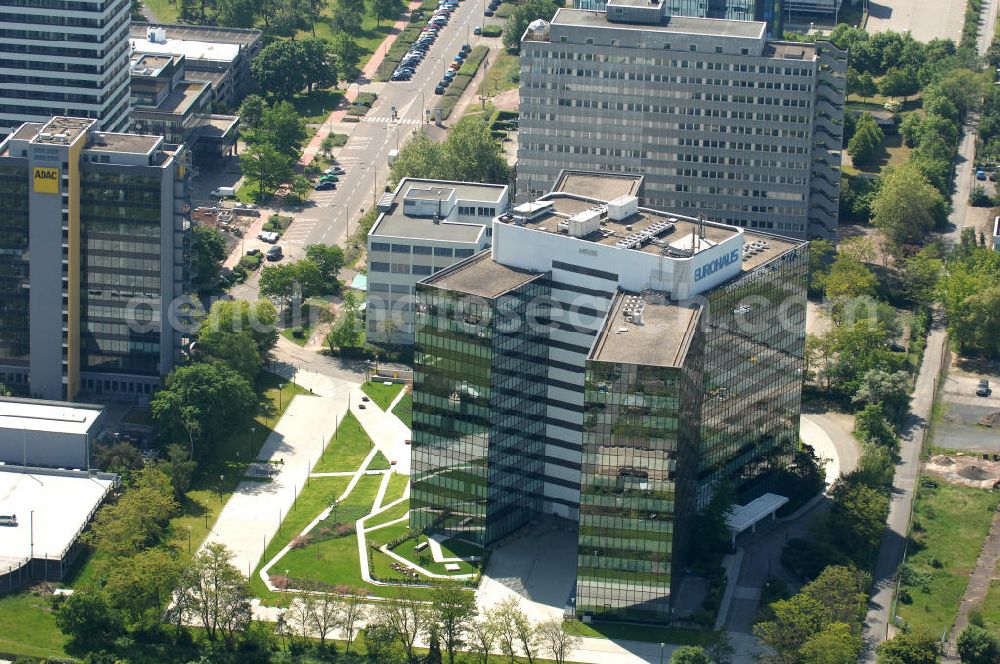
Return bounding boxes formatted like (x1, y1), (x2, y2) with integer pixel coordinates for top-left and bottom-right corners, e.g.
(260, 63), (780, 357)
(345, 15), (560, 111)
(131, 22), (262, 47)
(0, 467), (116, 569)
(131, 53), (175, 75)
(33, 117), (93, 145)
(0, 398), (102, 436)
(553, 170), (642, 200)
(370, 178), (506, 242)
(550, 8), (766, 38)
(151, 80), (210, 115)
(422, 251), (544, 298)
(86, 132), (162, 154)
(727, 493), (789, 533)
(131, 35), (241, 63)
(11, 122), (42, 141)
(590, 291), (701, 367)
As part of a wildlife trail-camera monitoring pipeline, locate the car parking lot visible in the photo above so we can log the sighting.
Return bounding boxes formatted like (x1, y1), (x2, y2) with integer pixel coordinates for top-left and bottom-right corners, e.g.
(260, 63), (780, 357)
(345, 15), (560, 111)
(936, 355), (1000, 453)
(391, 0), (463, 81)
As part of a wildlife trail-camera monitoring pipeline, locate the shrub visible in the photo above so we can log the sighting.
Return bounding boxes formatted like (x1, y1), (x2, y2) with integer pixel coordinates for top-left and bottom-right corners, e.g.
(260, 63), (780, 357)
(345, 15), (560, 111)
(482, 24), (502, 37)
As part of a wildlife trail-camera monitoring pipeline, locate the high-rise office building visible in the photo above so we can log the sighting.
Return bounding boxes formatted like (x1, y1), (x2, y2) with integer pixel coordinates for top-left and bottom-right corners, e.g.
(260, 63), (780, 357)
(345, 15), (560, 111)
(0, 0), (131, 136)
(365, 178), (510, 346)
(516, 6), (846, 240)
(0, 117), (188, 401)
(410, 172), (807, 621)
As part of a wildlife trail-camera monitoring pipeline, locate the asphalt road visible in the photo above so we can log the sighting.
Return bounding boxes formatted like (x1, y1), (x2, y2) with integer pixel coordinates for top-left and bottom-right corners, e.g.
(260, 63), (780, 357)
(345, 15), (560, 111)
(280, 0), (495, 254)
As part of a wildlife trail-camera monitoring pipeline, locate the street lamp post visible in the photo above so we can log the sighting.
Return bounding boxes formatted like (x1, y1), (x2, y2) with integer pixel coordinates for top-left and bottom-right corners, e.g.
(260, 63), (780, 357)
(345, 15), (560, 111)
(250, 426), (256, 460)
(279, 383), (285, 411)
(659, 643), (665, 664)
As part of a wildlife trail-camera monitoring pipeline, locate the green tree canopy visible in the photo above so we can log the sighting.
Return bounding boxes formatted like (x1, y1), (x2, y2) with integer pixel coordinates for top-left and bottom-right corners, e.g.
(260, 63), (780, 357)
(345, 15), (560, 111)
(197, 299), (279, 380)
(876, 629), (939, 664)
(670, 646), (712, 664)
(957, 625), (999, 664)
(305, 243), (346, 290)
(251, 39), (307, 99)
(390, 117), (513, 185)
(847, 113), (884, 167)
(191, 223), (227, 288)
(83, 466), (178, 558)
(55, 588), (123, 654)
(241, 142), (294, 197)
(800, 622), (862, 664)
(502, 0), (558, 50)
(872, 161), (947, 247)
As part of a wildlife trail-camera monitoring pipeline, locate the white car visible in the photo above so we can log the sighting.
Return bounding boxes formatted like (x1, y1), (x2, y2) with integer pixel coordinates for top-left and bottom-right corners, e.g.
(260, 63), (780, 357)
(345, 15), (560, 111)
(325, 166), (345, 175)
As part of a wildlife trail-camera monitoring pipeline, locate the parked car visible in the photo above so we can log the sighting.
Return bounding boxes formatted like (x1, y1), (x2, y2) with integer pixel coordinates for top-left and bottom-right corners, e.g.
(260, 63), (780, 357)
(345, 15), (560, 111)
(435, 84), (446, 94)
(976, 169), (987, 180)
(319, 174), (339, 183)
(473, 25), (482, 35)
(484, 9), (494, 15)
(443, 69), (455, 79)
(326, 166), (345, 175)
(439, 78), (451, 87)
(977, 379), (992, 397)
(460, 44), (471, 53)
(265, 245), (283, 261)
(315, 181), (336, 190)
(257, 231), (279, 243)
(246, 248), (261, 256)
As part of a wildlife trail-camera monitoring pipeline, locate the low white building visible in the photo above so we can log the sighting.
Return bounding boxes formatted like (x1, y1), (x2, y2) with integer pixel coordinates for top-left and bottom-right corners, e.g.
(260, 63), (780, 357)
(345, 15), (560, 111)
(366, 178), (509, 345)
(0, 398), (104, 470)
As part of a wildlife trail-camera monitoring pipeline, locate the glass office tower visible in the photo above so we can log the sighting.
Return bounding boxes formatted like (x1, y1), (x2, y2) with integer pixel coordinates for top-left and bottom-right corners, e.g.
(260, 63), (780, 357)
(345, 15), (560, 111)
(0, 162), (30, 384)
(410, 255), (550, 546)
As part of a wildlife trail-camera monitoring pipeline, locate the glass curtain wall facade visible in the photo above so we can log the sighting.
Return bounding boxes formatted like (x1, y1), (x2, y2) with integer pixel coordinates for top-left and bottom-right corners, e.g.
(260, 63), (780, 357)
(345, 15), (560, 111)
(80, 168), (164, 374)
(698, 244), (809, 504)
(411, 277), (549, 546)
(577, 331), (704, 622)
(0, 161), (29, 375)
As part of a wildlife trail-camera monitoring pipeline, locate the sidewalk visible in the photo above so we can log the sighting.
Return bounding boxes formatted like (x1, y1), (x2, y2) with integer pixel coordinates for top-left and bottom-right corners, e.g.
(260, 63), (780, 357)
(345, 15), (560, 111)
(299, 0), (424, 166)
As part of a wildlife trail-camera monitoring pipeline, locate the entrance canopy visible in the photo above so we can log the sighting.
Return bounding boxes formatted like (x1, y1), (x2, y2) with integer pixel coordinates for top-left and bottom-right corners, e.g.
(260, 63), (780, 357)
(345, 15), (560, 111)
(725, 493), (789, 546)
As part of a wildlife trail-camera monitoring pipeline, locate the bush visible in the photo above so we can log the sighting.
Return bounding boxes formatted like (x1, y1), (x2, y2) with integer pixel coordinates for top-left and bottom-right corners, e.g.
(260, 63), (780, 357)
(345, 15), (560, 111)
(482, 24), (502, 37)
(970, 185), (993, 206)
(239, 254), (262, 270)
(291, 326), (304, 338)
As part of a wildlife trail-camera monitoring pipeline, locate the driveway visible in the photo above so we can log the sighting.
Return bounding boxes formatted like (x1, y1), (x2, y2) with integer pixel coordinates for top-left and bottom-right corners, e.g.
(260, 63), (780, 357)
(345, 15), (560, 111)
(935, 356), (1000, 453)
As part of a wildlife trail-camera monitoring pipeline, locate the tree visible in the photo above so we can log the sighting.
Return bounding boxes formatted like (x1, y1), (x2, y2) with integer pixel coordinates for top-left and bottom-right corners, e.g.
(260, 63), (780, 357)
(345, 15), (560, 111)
(440, 117), (514, 184)
(327, 290), (362, 351)
(468, 618), (497, 664)
(84, 466), (178, 558)
(670, 646), (712, 664)
(950, 285), (1000, 358)
(93, 440), (143, 474)
(286, 594), (316, 641)
(369, 0), (396, 26)
(198, 298), (279, 378)
(305, 243), (346, 290)
(151, 362), (255, 456)
(300, 586), (342, 646)
(940, 242), (1000, 358)
(854, 403), (896, 447)
(824, 255), (877, 302)
(426, 626), (444, 664)
(535, 619), (581, 664)
(957, 625), (998, 664)
(827, 480), (890, 564)
(158, 443), (198, 497)
(300, 38), (337, 93)
(800, 622), (862, 664)
(362, 622), (396, 662)
(377, 591), (429, 663)
(329, 31), (363, 77)
(706, 632), (736, 664)
(251, 40), (306, 99)
(488, 597), (522, 664)
(331, 0), (364, 32)
(176, 543), (253, 647)
(241, 143), (293, 197)
(808, 238), (837, 297)
(855, 71), (878, 99)
(252, 100), (308, 157)
(753, 593), (827, 664)
(0, 383), (9, 397)
(339, 591), (368, 653)
(431, 581), (478, 664)
(876, 629), (939, 664)
(191, 224), (227, 288)
(852, 370), (911, 424)
(503, 0), (558, 50)
(104, 548), (182, 632)
(239, 94), (267, 132)
(215, 0), (257, 26)
(879, 67), (920, 98)
(847, 113), (884, 167)
(55, 588), (123, 653)
(872, 161), (946, 247)
(800, 565), (870, 626)
(259, 262), (299, 309)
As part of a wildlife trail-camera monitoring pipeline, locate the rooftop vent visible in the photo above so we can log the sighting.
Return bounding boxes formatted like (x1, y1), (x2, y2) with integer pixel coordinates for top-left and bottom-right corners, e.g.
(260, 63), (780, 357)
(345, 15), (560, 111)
(147, 26), (167, 44)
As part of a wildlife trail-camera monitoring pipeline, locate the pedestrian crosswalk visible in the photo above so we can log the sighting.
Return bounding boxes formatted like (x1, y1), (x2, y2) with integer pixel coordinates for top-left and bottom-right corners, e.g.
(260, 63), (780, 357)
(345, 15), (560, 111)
(362, 116), (422, 126)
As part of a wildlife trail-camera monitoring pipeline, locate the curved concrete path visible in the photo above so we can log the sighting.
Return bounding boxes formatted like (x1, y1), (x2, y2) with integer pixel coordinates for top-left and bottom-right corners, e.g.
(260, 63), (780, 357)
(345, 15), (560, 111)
(801, 412), (861, 485)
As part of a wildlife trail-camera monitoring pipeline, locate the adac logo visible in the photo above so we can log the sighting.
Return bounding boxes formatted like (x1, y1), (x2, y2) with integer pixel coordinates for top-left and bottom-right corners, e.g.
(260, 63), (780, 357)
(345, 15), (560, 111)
(32, 167), (59, 194)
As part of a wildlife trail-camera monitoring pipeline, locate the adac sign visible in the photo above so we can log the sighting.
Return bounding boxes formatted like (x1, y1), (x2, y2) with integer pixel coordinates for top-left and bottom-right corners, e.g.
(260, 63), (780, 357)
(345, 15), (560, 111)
(694, 248), (741, 282)
(33, 167), (60, 194)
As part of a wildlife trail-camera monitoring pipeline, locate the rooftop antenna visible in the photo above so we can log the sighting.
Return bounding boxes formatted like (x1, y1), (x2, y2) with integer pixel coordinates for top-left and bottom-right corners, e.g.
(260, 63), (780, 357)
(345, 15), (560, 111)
(698, 213), (706, 240)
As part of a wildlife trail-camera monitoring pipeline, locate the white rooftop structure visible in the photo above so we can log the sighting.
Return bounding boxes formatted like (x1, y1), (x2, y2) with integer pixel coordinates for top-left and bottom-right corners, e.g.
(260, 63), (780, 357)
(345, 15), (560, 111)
(725, 492), (789, 546)
(0, 399), (102, 436)
(131, 34), (241, 63)
(0, 467), (116, 577)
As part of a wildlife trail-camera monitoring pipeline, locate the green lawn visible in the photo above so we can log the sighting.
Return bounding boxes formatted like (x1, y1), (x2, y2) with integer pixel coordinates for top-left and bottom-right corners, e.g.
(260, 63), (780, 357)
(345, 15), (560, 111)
(141, 0), (179, 22)
(896, 480), (1000, 637)
(982, 564), (1000, 631)
(0, 592), (68, 658)
(362, 380), (405, 410)
(392, 391), (412, 427)
(391, 537), (477, 576)
(565, 620), (716, 645)
(382, 472), (409, 507)
(299, 11), (398, 74)
(314, 411), (377, 472)
(291, 87), (346, 123)
(367, 498), (410, 529)
(477, 49), (520, 98)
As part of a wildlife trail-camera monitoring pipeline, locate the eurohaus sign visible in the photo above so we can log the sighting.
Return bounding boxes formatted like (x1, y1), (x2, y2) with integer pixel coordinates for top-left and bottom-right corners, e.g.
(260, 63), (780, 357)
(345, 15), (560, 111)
(32, 166), (60, 194)
(694, 248), (741, 282)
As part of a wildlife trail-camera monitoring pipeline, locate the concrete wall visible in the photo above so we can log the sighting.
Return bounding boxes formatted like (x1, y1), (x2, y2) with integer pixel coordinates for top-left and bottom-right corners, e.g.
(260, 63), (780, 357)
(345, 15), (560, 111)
(0, 428), (90, 469)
